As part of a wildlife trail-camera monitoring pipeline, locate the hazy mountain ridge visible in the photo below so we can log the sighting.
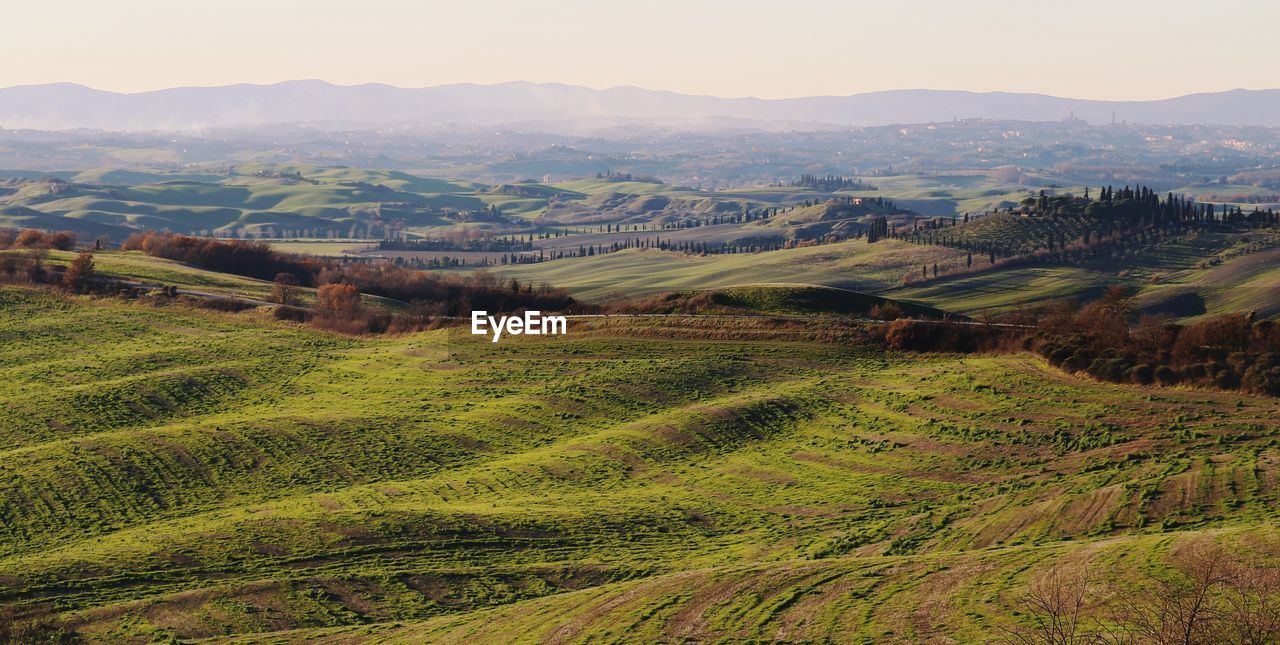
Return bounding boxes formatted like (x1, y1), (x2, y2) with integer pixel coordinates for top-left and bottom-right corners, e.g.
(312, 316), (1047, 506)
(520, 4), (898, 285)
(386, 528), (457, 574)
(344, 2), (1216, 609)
(4, 80), (1280, 131)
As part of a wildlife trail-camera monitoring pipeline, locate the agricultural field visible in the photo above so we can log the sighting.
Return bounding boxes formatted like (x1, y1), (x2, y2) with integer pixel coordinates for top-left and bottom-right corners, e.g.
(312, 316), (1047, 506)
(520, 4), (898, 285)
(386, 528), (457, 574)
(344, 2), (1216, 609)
(487, 239), (965, 301)
(0, 165), (482, 241)
(1136, 245), (1280, 319)
(636, 284), (949, 318)
(834, 172), (1074, 218)
(893, 229), (1280, 319)
(1, 286), (1278, 642)
(891, 266), (1116, 315)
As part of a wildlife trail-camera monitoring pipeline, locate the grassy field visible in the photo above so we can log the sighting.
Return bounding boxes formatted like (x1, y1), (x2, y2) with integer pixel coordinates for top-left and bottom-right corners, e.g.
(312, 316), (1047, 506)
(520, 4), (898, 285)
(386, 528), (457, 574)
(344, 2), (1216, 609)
(487, 239), (965, 301)
(892, 229), (1280, 318)
(837, 173), (1074, 217)
(891, 266), (1115, 315)
(8, 250), (398, 308)
(0, 165), (482, 240)
(1, 286), (1278, 642)
(683, 284), (948, 318)
(266, 240), (380, 257)
(1133, 243), (1280, 320)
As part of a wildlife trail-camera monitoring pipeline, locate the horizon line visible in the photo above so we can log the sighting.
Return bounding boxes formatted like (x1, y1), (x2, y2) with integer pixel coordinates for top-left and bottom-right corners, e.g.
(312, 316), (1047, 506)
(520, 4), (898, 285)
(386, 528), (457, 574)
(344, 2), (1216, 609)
(3, 79), (1276, 104)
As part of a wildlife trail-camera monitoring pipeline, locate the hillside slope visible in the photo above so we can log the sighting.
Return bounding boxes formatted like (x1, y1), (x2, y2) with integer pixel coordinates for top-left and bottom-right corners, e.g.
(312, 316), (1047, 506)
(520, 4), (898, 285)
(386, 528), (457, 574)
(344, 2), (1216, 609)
(490, 240), (965, 301)
(0, 287), (1277, 642)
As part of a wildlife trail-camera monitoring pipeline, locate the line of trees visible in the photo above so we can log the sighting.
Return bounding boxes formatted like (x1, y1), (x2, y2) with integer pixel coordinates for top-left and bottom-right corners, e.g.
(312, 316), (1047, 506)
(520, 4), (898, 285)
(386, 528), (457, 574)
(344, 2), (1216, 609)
(786, 174), (877, 191)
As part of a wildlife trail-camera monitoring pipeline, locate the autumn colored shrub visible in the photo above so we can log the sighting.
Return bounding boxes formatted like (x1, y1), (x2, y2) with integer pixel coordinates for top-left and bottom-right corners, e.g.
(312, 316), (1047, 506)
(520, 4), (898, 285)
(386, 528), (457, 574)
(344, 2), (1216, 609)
(5, 229), (76, 250)
(883, 319), (1010, 353)
(62, 251), (95, 293)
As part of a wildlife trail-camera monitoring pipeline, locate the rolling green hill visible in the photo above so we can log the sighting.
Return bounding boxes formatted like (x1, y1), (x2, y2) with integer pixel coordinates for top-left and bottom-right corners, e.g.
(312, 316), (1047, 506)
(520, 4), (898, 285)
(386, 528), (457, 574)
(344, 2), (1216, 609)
(1, 286), (1278, 642)
(487, 239), (966, 301)
(630, 284), (951, 319)
(0, 166), (484, 240)
(892, 230), (1280, 319)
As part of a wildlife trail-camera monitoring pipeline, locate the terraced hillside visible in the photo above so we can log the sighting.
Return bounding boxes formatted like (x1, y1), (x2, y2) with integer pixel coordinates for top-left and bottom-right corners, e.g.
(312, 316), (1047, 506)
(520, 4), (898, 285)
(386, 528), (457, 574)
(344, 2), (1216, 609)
(1, 287), (1278, 642)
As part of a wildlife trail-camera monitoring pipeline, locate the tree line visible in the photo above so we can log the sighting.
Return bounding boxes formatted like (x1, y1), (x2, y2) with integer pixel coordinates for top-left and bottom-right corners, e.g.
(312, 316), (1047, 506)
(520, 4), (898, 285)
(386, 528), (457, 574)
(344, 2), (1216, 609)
(785, 174), (877, 191)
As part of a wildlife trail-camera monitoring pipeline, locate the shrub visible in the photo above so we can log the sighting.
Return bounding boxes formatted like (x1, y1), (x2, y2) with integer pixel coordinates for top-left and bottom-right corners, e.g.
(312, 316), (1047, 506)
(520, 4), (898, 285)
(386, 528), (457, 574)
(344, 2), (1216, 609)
(1241, 365), (1280, 396)
(1049, 347), (1074, 366)
(61, 251), (95, 293)
(188, 297), (257, 312)
(869, 302), (905, 320)
(1154, 365), (1180, 385)
(1100, 358), (1132, 382)
(1214, 369), (1240, 390)
(6, 229), (75, 250)
(273, 305), (311, 323)
(1129, 364), (1155, 385)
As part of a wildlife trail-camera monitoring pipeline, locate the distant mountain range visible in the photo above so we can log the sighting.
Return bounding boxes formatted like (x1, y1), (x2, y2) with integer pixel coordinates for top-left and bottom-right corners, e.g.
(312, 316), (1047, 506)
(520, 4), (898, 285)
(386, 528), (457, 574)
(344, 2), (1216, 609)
(3, 80), (1279, 131)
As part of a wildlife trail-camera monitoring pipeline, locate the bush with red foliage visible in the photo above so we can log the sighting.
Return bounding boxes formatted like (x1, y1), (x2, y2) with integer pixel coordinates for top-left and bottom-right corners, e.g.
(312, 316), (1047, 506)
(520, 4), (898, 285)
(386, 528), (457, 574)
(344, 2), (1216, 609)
(883, 319), (1014, 353)
(122, 231), (315, 283)
(0, 228), (76, 251)
(61, 251), (95, 292)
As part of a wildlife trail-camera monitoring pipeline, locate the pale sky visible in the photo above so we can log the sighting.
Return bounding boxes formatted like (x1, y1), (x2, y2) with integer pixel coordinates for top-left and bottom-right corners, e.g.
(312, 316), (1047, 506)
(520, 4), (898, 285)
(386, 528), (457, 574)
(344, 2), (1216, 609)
(5, 0), (1278, 99)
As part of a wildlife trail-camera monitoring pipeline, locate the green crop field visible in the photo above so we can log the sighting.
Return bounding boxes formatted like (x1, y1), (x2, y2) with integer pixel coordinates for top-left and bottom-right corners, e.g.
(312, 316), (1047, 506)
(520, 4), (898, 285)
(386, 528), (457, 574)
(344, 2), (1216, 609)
(1136, 245), (1280, 320)
(891, 230), (1280, 319)
(486, 239), (965, 301)
(675, 284), (948, 318)
(1, 286), (1278, 642)
(891, 266), (1115, 315)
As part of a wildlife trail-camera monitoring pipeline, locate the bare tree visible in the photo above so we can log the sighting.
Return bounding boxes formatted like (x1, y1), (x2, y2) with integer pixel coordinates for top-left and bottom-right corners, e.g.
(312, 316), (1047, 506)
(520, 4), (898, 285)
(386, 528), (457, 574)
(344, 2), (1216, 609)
(1002, 564), (1099, 645)
(1105, 539), (1231, 645)
(272, 272), (301, 306)
(1217, 551), (1280, 645)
